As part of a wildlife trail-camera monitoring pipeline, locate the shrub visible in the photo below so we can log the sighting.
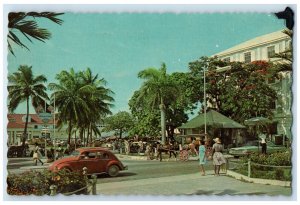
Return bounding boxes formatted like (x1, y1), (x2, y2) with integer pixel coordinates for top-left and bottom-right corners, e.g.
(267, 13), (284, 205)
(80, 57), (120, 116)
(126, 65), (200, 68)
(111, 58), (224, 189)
(275, 169), (284, 180)
(234, 151), (292, 180)
(7, 169), (88, 195)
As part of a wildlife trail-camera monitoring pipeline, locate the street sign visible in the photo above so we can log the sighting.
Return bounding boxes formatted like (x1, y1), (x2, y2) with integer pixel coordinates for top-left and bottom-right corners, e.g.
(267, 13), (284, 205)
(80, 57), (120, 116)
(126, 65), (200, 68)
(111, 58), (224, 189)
(38, 112), (52, 124)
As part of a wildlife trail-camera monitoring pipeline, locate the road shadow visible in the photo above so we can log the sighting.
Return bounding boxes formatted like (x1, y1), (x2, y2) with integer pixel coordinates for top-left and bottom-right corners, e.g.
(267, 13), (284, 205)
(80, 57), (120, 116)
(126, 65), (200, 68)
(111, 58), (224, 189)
(191, 189), (266, 196)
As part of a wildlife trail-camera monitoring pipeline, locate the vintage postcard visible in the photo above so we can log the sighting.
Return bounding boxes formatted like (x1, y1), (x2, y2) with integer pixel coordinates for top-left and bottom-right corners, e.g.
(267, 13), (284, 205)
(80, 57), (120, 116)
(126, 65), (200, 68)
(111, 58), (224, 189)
(3, 3), (297, 202)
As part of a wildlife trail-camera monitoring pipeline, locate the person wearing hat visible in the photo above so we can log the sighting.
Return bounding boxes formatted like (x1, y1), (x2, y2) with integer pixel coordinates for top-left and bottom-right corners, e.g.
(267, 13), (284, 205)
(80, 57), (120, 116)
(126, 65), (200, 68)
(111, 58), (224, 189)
(212, 137), (226, 176)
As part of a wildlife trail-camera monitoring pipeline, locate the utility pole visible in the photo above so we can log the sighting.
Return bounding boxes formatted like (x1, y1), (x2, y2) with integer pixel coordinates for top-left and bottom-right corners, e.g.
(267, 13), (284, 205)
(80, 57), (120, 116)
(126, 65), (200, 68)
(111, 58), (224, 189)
(203, 64), (207, 141)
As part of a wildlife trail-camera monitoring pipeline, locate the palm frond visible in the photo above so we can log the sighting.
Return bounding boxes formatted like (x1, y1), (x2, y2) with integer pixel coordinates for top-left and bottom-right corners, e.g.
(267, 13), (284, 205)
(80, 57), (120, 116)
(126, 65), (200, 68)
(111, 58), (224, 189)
(8, 12), (63, 55)
(27, 12), (64, 25)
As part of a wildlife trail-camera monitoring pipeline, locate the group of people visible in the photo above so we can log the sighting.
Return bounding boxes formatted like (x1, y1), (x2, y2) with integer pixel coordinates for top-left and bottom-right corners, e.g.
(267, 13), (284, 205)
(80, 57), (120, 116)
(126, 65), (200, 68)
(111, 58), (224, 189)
(32, 143), (65, 165)
(198, 137), (227, 176)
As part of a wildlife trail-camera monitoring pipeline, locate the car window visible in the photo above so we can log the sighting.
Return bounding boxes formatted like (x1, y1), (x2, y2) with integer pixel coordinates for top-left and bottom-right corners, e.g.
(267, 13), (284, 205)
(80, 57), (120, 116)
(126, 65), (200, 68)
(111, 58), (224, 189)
(95, 151), (109, 159)
(87, 152), (96, 158)
(70, 150), (80, 156)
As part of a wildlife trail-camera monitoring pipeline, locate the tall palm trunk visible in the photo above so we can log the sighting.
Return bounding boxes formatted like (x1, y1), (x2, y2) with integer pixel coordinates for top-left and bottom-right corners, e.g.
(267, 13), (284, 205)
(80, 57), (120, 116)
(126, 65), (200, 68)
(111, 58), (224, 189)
(159, 103), (166, 145)
(119, 128), (123, 139)
(68, 119), (72, 145)
(89, 123), (93, 144)
(86, 127), (89, 145)
(22, 97), (30, 153)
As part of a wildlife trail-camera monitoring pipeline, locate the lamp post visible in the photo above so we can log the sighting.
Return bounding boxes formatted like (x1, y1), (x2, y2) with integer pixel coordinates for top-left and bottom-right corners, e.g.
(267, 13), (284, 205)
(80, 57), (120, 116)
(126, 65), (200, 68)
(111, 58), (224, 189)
(53, 94), (56, 152)
(44, 100), (47, 158)
(203, 64), (207, 141)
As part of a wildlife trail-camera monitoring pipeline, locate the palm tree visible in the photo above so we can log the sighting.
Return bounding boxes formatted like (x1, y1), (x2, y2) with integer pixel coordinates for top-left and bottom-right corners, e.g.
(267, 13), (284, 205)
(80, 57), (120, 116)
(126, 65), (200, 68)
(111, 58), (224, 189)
(8, 65), (48, 149)
(137, 63), (179, 144)
(48, 69), (89, 145)
(269, 29), (293, 77)
(8, 12), (64, 55)
(49, 68), (114, 145)
(78, 68), (114, 144)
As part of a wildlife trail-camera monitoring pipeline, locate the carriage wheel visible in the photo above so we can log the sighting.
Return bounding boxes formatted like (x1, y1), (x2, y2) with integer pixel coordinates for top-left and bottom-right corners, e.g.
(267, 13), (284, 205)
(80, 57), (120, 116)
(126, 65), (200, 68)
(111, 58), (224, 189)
(179, 150), (189, 161)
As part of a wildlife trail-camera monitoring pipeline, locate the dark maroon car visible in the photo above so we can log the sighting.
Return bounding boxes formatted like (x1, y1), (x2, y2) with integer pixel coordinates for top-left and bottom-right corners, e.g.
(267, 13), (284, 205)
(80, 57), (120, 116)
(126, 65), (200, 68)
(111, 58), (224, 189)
(49, 147), (128, 177)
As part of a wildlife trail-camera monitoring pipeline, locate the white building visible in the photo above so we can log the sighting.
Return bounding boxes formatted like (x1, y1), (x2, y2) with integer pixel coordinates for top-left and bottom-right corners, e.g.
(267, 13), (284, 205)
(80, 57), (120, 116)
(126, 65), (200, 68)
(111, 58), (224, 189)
(7, 114), (67, 145)
(213, 30), (292, 141)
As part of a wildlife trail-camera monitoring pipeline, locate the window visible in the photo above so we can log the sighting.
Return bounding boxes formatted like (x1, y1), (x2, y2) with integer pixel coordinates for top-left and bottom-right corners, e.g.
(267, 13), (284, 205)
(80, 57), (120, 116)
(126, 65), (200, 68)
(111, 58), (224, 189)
(8, 118), (16, 122)
(244, 52), (251, 63)
(34, 125), (38, 129)
(223, 57), (230, 63)
(267, 46), (275, 58)
(269, 99), (276, 110)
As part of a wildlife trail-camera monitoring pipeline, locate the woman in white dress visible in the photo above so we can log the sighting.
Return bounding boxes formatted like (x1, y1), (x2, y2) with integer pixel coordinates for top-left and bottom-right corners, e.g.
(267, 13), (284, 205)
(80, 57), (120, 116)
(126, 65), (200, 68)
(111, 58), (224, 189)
(212, 137), (226, 176)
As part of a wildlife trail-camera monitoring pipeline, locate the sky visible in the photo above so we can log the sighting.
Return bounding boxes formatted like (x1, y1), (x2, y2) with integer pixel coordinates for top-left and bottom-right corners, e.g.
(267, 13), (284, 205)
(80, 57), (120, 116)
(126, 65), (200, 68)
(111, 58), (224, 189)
(2, 2), (300, 204)
(7, 11), (285, 115)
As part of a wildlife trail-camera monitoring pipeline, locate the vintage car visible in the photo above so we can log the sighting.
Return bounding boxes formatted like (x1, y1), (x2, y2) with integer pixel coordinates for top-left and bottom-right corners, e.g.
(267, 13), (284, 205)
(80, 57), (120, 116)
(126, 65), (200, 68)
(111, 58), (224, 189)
(229, 140), (287, 157)
(49, 147), (128, 177)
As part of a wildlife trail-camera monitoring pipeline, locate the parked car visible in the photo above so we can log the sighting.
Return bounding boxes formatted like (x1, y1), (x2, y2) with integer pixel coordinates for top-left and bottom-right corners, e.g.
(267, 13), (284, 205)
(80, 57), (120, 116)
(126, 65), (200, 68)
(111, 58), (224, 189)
(49, 147), (128, 177)
(229, 140), (287, 157)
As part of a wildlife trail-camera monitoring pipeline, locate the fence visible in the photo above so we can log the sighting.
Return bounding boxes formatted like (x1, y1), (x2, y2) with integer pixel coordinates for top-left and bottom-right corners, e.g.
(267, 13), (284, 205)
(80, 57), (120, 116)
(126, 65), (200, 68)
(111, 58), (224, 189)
(227, 158), (292, 180)
(49, 167), (98, 196)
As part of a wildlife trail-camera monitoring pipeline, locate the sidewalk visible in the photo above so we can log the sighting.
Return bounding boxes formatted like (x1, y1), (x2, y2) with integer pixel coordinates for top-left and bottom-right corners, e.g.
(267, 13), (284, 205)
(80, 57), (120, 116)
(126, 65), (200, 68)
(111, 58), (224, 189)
(96, 171), (291, 196)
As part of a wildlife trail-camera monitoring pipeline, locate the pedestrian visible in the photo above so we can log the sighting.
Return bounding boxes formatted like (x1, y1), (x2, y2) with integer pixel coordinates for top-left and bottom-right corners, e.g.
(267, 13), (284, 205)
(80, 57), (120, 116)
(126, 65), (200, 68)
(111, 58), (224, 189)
(145, 143), (152, 160)
(198, 139), (206, 176)
(260, 138), (267, 155)
(33, 143), (44, 166)
(138, 140), (144, 154)
(212, 137), (226, 176)
(189, 139), (198, 156)
(56, 144), (63, 160)
(124, 140), (130, 155)
(156, 141), (163, 162)
(168, 140), (177, 161)
(66, 143), (70, 155)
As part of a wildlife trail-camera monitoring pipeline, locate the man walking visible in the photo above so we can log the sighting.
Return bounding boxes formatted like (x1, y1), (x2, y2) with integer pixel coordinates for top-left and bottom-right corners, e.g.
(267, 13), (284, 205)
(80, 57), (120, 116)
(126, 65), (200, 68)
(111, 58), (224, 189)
(156, 141), (163, 162)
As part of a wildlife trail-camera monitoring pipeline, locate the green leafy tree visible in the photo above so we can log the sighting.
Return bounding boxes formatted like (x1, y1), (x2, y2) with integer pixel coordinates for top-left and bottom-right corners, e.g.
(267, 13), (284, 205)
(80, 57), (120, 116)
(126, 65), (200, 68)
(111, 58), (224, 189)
(136, 63), (179, 144)
(8, 65), (48, 149)
(219, 61), (277, 122)
(188, 56), (277, 123)
(8, 12), (64, 55)
(129, 90), (161, 137)
(103, 111), (134, 138)
(188, 56), (228, 112)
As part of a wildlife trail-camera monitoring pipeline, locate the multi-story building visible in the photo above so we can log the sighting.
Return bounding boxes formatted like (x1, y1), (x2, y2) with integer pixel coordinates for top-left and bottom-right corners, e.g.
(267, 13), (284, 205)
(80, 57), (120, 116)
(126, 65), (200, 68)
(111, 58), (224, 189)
(213, 30), (292, 142)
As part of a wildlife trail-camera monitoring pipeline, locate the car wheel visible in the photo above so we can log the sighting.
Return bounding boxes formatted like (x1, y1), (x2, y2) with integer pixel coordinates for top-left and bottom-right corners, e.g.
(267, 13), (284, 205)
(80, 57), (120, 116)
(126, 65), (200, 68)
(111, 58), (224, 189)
(107, 165), (119, 177)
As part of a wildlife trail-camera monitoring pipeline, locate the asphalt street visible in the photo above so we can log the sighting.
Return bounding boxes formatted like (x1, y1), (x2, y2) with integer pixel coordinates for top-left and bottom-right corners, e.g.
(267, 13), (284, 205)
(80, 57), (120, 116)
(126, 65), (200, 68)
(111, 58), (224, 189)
(5, 156), (292, 198)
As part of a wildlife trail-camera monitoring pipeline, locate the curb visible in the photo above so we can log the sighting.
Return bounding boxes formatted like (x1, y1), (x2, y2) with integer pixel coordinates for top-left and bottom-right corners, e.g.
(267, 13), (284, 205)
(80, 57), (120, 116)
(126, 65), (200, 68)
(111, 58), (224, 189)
(115, 154), (199, 161)
(20, 164), (50, 170)
(226, 170), (291, 187)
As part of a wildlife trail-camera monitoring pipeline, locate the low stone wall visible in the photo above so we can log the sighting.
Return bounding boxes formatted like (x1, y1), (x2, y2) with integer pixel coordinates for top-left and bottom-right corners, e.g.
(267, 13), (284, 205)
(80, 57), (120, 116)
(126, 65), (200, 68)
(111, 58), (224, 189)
(226, 170), (291, 187)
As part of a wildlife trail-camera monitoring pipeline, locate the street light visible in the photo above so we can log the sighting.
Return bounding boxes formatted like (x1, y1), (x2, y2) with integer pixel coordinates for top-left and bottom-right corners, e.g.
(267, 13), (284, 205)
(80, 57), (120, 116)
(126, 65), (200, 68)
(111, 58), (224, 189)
(203, 64), (207, 141)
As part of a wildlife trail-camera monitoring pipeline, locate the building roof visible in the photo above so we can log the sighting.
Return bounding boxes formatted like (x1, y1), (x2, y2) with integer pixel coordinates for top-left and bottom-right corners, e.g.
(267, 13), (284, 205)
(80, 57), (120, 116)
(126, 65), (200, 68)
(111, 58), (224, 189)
(213, 30), (289, 57)
(179, 110), (245, 129)
(7, 114), (56, 129)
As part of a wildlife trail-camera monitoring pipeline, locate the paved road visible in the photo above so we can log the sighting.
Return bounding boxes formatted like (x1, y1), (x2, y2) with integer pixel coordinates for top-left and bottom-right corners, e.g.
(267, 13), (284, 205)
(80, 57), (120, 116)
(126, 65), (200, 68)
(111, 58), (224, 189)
(95, 160), (291, 196)
(6, 157), (292, 197)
